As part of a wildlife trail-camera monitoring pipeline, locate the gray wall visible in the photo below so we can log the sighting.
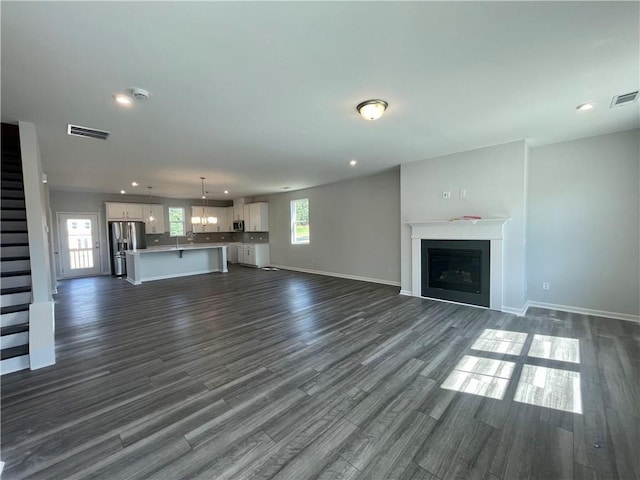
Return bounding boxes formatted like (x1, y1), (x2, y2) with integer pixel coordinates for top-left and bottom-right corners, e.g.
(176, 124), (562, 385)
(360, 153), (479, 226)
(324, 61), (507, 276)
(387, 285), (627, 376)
(400, 141), (528, 311)
(49, 190), (231, 278)
(527, 129), (639, 316)
(262, 168), (401, 285)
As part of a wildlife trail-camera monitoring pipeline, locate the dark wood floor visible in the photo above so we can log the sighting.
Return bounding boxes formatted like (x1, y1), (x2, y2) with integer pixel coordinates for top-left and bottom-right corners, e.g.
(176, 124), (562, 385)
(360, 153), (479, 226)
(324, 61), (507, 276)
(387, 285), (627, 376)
(1, 266), (639, 480)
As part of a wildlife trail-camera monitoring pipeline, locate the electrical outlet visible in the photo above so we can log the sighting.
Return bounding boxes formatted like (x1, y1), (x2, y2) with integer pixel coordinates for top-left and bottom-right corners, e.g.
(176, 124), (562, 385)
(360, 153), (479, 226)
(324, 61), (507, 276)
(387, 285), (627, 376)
(542, 282), (550, 291)
(459, 189), (466, 198)
(442, 191), (451, 199)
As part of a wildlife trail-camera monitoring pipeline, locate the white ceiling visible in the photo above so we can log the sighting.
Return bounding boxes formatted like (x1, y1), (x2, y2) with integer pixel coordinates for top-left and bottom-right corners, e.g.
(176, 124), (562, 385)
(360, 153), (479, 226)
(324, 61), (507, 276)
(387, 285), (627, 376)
(2, 2), (638, 200)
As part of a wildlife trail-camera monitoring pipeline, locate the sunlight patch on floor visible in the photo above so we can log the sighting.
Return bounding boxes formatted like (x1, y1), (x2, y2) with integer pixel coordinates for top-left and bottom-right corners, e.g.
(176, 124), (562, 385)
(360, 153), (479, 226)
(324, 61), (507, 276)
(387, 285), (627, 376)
(441, 355), (516, 400)
(513, 364), (583, 414)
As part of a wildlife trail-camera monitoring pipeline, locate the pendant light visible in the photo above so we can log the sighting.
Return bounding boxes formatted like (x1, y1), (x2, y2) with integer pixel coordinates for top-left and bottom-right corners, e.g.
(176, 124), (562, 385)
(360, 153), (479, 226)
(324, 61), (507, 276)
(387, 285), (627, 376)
(147, 186), (155, 222)
(191, 177), (217, 226)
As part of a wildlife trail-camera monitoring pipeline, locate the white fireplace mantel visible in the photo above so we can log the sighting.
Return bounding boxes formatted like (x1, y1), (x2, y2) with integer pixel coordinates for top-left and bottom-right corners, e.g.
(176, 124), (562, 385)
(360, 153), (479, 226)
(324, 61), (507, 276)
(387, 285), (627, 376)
(407, 218), (510, 311)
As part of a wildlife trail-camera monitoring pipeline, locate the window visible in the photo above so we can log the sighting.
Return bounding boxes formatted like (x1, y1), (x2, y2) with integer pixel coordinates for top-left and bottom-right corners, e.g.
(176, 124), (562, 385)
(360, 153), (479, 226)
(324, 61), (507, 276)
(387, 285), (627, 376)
(168, 207), (185, 236)
(291, 198), (309, 244)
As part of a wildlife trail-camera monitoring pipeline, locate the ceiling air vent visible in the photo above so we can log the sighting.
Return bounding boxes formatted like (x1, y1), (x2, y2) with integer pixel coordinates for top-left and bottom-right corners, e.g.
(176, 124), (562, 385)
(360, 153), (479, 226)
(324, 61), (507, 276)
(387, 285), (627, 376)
(610, 91), (639, 108)
(67, 124), (110, 140)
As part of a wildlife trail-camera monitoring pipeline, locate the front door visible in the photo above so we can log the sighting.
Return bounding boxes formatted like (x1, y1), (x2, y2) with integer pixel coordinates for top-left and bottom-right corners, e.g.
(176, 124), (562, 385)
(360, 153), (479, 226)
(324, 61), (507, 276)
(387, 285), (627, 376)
(58, 213), (102, 278)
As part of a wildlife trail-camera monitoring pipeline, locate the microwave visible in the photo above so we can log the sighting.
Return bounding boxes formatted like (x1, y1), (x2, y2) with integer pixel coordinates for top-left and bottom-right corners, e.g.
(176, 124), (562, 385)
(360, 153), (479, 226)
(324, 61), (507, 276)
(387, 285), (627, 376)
(233, 220), (245, 232)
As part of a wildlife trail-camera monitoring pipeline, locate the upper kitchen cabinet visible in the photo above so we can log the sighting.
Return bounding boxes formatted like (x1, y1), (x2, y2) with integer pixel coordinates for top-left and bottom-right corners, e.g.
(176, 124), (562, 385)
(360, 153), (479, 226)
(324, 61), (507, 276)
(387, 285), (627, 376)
(191, 206), (228, 233)
(226, 206), (235, 231)
(106, 202), (144, 221)
(142, 204), (165, 234)
(211, 207), (228, 233)
(247, 202), (269, 232)
(232, 204), (244, 221)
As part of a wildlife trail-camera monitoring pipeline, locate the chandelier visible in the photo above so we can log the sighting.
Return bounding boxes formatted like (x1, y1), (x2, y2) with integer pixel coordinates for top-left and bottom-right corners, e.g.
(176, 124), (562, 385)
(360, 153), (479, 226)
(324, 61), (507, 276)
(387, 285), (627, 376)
(191, 177), (217, 226)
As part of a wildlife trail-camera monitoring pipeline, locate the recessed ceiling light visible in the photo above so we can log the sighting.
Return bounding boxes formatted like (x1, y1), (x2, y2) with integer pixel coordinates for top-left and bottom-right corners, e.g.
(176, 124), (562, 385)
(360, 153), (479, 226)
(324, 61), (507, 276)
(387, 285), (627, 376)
(120, 190), (126, 194)
(131, 181), (138, 187)
(113, 94), (132, 106)
(224, 190), (229, 194)
(357, 99), (388, 120)
(576, 102), (595, 111)
(350, 160), (357, 166)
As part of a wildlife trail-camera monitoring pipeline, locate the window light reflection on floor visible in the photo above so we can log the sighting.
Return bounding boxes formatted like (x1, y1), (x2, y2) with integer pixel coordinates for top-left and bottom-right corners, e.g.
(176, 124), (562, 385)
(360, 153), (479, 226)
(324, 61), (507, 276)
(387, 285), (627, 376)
(470, 328), (528, 356)
(527, 334), (580, 364)
(441, 355), (516, 400)
(513, 364), (583, 414)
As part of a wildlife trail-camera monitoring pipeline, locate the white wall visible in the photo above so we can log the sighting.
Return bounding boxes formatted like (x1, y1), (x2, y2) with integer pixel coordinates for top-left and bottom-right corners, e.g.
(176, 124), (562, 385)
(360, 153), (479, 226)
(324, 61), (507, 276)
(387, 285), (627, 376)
(400, 141), (528, 311)
(263, 169), (401, 285)
(18, 121), (56, 369)
(527, 129), (639, 317)
(19, 122), (54, 302)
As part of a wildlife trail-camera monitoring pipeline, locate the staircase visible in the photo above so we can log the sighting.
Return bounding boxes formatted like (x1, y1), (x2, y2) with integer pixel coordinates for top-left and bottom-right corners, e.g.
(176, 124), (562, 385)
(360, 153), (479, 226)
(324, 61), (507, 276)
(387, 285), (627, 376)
(1, 123), (31, 374)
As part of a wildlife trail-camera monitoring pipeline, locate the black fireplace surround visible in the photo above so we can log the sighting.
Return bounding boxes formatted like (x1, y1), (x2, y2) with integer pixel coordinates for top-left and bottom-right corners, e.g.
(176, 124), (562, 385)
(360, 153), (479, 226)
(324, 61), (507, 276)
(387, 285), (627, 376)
(421, 239), (490, 307)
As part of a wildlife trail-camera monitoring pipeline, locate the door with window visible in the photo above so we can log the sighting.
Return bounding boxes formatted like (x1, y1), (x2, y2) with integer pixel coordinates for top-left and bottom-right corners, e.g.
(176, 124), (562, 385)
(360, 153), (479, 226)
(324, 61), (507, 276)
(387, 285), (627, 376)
(58, 213), (102, 278)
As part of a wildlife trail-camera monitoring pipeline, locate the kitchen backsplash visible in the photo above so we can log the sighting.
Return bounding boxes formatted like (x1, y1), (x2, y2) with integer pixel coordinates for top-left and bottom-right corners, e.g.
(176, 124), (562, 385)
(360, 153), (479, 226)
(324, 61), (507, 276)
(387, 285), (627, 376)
(146, 231), (269, 245)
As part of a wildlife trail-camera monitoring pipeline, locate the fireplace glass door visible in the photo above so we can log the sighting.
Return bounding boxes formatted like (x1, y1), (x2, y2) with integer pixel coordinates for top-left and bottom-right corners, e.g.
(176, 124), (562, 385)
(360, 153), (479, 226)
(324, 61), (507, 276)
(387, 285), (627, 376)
(421, 239), (490, 307)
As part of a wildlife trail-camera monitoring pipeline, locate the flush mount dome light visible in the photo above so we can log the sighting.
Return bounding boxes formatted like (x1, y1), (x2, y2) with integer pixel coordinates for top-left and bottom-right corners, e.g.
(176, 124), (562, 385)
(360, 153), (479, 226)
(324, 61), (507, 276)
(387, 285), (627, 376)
(357, 99), (388, 120)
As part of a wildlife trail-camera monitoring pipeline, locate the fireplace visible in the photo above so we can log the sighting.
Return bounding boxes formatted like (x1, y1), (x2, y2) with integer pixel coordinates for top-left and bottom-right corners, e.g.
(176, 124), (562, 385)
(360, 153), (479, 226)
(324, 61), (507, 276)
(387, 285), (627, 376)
(408, 218), (509, 311)
(421, 239), (490, 307)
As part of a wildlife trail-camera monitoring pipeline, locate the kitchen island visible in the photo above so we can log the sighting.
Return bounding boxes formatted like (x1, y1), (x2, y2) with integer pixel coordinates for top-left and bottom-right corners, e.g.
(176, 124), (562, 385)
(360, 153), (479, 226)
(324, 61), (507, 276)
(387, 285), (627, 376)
(125, 244), (228, 285)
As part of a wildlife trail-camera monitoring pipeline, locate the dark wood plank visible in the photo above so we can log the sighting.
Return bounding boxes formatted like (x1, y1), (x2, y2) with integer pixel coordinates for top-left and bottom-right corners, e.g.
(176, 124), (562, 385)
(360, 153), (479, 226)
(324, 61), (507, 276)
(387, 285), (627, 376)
(1, 266), (637, 480)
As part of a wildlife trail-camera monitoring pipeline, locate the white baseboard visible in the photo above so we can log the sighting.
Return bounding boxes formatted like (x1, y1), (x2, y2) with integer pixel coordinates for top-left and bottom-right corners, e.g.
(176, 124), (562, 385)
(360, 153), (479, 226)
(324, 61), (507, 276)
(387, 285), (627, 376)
(524, 300), (640, 324)
(270, 265), (401, 287)
(502, 305), (528, 316)
(399, 289), (413, 296)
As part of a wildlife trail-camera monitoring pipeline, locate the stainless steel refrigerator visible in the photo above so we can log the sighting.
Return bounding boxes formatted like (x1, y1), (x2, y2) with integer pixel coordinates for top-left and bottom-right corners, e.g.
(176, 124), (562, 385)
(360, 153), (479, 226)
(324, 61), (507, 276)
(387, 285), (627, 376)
(109, 221), (147, 276)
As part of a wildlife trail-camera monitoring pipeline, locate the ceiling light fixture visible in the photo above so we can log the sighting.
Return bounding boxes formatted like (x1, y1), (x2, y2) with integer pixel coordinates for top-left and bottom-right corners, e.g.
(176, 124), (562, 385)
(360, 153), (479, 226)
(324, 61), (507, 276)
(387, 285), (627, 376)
(357, 99), (388, 120)
(224, 190), (229, 194)
(576, 102), (595, 111)
(191, 177), (217, 227)
(120, 190), (126, 194)
(113, 94), (132, 106)
(131, 181), (138, 187)
(350, 160), (357, 166)
(147, 186), (155, 222)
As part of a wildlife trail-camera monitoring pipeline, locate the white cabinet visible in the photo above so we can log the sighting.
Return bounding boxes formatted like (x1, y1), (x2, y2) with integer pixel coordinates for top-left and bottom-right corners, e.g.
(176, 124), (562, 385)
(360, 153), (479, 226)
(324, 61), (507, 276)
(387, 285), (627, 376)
(243, 205), (250, 224)
(226, 242), (240, 263)
(247, 202), (269, 232)
(232, 205), (245, 221)
(225, 206), (235, 232)
(237, 243), (270, 268)
(142, 204), (165, 234)
(215, 207), (228, 233)
(106, 203), (144, 221)
(191, 206), (223, 233)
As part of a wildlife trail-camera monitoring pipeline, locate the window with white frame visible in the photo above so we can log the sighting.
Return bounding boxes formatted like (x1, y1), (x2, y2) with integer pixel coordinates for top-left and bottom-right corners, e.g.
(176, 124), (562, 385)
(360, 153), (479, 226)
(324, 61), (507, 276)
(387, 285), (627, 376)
(291, 198), (309, 244)
(168, 207), (185, 236)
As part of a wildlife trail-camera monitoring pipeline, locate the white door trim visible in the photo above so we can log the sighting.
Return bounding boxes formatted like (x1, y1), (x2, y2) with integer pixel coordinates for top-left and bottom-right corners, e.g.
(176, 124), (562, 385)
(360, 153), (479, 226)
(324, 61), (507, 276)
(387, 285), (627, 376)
(56, 212), (103, 278)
